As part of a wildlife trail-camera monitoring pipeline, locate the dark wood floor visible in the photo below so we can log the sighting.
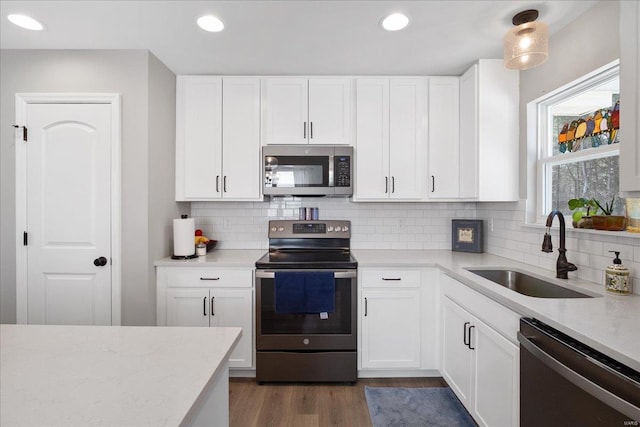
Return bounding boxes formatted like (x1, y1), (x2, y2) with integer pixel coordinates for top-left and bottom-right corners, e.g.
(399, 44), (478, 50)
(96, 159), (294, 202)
(229, 377), (448, 427)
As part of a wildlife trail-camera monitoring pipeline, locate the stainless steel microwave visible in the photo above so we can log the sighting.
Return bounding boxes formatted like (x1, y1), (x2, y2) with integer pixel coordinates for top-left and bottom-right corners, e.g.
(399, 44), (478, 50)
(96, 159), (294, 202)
(263, 145), (353, 197)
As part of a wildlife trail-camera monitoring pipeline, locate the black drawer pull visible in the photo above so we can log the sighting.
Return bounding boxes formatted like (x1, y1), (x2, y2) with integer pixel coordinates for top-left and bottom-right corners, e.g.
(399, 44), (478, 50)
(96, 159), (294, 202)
(200, 277), (220, 281)
(381, 277), (402, 281)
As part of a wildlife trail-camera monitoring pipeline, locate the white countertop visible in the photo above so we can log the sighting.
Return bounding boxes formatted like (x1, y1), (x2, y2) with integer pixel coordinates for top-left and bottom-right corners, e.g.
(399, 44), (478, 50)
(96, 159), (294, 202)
(153, 248), (640, 371)
(155, 250), (265, 267)
(354, 249), (640, 372)
(0, 325), (241, 427)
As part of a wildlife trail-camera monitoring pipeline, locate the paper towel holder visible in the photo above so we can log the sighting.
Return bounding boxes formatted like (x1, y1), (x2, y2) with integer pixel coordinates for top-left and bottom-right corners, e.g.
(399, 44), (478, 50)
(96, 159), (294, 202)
(171, 214), (199, 260)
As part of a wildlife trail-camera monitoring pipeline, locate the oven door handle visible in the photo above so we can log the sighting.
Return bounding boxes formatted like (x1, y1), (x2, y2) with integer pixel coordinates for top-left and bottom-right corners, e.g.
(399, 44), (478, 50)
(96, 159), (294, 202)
(518, 331), (640, 421)
(255, 270), (357, 279)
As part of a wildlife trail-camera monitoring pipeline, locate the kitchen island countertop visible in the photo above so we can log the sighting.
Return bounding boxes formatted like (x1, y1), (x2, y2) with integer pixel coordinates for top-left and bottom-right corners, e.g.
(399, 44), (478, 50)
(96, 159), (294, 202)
(0, 324), (241, 426)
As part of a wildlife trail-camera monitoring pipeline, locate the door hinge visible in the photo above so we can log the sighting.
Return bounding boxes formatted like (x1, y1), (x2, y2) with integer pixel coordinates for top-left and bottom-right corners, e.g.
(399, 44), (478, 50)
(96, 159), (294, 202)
(23, 231), (28, 246)
(13, 125), (27, 142)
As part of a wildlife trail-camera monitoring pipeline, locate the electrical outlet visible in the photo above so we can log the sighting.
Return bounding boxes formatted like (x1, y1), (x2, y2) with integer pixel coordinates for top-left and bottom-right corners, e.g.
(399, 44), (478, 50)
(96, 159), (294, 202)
(490, 217), (494, 232)
(398, 218), (406, 231)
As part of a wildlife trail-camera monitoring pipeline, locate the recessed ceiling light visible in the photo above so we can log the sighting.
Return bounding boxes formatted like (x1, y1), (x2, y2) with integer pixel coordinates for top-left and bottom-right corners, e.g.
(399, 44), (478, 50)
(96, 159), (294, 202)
(197, 15), (224, 33)
(7, 14), (44, 31)
(381, 13), (410, 31)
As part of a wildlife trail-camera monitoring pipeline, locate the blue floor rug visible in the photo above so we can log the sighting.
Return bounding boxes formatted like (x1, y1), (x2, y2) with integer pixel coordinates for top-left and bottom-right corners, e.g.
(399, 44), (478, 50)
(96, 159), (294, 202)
(364, 386), (476, 427)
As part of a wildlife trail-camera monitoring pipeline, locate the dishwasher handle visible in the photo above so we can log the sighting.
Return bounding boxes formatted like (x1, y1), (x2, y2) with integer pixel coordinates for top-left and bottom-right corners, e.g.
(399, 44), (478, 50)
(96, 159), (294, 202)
(518, 331), (640, 421)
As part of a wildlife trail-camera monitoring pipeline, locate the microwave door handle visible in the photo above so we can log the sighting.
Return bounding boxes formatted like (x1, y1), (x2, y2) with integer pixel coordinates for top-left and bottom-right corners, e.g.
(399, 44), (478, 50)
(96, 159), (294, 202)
(328, 155), (335, 187)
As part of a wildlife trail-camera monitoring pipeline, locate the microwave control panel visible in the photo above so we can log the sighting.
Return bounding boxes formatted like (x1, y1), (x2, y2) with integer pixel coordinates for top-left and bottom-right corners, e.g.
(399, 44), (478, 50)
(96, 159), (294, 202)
(335, 156), (351, 187)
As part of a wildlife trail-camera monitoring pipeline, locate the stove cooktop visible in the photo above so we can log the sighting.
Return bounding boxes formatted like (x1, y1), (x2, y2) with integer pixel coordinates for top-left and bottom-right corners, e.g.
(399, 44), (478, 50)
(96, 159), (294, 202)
(255, 251), (358, 270)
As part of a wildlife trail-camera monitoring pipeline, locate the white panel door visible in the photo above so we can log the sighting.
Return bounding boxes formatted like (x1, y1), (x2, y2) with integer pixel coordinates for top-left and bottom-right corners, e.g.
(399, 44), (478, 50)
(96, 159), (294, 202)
(361, 289), (421, 369)
(308, 78), (352, 145)
(166, 288), (210, 327)
(473, 317), (519, 427)
(26, 103), (112, 325)
(441, 297), (473, 408)
(222, 77), (261, 200)
(177, 76), (223, 199)
(355, 79), (389, 200)
(428, 77), (460, 198)
(389, 78), (423, 200)
(210, 289), (253, 368)
(262, 78), (308, 145)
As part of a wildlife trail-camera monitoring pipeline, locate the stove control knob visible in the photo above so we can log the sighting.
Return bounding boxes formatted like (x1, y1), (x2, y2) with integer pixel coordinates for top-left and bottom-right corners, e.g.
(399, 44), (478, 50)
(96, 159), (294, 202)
(336, 227), (343, 232)
(342, 226), (349, 232)
(271, 226), (277, 232)
(327, 226), (334, 232)
(303, 338), (309, 345)
(277, 226), (285, 232)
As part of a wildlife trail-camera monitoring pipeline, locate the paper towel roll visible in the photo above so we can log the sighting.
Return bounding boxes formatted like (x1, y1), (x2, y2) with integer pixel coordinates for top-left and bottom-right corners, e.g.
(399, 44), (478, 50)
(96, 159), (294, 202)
(173, 217), (195, 256)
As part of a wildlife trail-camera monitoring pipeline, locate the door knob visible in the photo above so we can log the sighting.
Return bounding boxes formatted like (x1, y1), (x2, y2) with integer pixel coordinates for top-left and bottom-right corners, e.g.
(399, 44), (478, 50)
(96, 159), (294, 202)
(93, 256), (108, 267)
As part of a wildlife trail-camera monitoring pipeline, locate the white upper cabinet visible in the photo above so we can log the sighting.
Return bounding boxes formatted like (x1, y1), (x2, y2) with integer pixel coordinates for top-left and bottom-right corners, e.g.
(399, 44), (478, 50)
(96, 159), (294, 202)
(355, 78), (424, 200)
(427, 77), (460, 199)
(460, 60), (519, 201)
(262, 77), (352, 145)
(175, 76), (262, 201)
(620, 1), (640, 195)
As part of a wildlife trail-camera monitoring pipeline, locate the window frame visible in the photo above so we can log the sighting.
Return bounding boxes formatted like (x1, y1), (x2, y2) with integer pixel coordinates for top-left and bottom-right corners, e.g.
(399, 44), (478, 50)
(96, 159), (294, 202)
(529, 60), (620, 224)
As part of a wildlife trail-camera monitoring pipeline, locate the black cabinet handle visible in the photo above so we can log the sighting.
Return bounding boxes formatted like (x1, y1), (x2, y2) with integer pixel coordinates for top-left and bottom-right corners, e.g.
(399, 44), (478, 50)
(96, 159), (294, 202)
(93, 256), (108, 267)
(392, 176), (395, 193)
(431, 176), (435, 193)
(203, 296), (207, 316)
(364, 297), (368, 317)
(303, 122), (307, 139)
(310, 122), (313, 139)
(211, 296), (215, 316)
(216, 176), (220, 193)
(468, 325), (475, 350)
(385, 176), (389, 194)
(382, 277), (401, 281)
(223, 176), (227, 193)
(200, 277), (220, 281)
(463, 321), (470, 346)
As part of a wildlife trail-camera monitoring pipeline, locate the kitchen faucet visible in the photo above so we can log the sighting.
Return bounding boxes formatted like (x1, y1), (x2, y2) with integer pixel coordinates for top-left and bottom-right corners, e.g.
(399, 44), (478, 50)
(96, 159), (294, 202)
(542, 210), (578, 279)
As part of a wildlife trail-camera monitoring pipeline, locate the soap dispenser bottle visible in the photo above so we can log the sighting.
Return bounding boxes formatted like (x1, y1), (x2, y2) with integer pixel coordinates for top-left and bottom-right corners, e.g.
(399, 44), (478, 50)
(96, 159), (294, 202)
(604, 251), (632, 295)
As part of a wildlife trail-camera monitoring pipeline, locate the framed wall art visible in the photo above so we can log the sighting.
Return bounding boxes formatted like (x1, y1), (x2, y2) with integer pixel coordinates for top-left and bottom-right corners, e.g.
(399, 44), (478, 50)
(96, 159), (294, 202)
(452, 219), (484, 253)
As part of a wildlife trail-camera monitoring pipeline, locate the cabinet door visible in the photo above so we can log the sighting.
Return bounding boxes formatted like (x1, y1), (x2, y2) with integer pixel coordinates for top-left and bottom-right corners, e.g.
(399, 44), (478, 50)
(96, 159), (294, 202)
(308, 78), (352, 145)
(166, 288), (211, 327)
(472, 318), (519, 427)
(262, 78), (308, 145)
(389, 78), (424, 199)
(441, 297), (473, 408)
(176, 76), (223, 200)
(355, 79), (390, 200)
(620, 1), (640, 194)
(361, 288), (421, 369)
(210, 289), (253, 368)
(459, 65), (479, 199)
(222, 77), (261, 200)
(427, 77), (460, 198)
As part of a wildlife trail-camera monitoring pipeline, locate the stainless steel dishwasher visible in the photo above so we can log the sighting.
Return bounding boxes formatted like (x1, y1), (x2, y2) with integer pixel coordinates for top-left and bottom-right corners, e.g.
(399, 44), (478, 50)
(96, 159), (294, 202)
(518, 318), (640, 426)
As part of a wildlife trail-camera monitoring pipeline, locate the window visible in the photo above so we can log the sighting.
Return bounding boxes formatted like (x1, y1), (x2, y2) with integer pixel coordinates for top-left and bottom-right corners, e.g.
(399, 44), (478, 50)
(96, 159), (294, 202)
(534, 61), (623, 223)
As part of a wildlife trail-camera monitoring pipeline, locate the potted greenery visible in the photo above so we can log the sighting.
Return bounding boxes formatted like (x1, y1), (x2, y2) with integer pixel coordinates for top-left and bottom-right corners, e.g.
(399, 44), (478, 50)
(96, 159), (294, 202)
(568, 198), (597, 228)
(591, 197), (626, 231)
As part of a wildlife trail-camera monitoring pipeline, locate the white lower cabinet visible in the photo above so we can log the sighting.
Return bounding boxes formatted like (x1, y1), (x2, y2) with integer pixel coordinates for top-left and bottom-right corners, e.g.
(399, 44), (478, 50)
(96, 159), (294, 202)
(157, 267), (254, 369)
(441, 274), (519, 427)
(359, 268), (438, 373)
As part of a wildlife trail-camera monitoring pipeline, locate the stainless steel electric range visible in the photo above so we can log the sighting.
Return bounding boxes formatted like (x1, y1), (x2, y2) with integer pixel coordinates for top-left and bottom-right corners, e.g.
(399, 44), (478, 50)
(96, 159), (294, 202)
(255, 220), (357, 383)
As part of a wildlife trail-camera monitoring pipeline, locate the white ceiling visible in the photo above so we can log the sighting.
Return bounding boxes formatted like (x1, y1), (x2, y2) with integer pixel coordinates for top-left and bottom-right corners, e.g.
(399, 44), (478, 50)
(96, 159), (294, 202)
(0, 0), (599, 76)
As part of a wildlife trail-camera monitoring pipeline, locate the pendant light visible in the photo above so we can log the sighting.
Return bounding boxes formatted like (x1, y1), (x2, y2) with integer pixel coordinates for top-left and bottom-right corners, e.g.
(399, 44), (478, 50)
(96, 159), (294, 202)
(504, 9), (548, 70)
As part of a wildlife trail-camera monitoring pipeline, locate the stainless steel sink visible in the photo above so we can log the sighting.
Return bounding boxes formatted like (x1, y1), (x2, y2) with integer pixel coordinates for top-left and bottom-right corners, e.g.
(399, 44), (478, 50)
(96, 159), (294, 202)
(467, 269), (594, 298)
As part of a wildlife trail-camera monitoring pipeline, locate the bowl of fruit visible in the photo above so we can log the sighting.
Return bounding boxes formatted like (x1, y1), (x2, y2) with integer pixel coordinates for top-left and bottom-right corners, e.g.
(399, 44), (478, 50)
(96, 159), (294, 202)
(195, 229), (217, 252)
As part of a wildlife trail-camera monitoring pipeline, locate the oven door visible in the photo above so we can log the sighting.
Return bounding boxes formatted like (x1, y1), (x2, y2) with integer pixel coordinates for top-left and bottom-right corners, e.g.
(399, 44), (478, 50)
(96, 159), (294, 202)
(255, 270), (357, 351)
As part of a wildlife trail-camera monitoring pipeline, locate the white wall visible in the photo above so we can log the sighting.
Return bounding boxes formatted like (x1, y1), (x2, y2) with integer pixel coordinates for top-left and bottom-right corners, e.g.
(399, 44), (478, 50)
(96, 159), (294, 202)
(0, 50), (178, 324)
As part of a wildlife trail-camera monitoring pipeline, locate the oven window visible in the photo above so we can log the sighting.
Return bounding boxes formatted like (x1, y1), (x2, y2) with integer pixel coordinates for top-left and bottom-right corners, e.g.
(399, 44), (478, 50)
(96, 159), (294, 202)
(264, 156), (329, 188)
(259, 278), (352, 334)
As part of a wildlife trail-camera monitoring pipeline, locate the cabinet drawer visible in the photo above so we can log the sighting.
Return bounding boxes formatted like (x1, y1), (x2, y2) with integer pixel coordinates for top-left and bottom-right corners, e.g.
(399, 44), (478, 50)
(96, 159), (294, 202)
(361, 269), (421, 288)
(166, 268), (253, 288)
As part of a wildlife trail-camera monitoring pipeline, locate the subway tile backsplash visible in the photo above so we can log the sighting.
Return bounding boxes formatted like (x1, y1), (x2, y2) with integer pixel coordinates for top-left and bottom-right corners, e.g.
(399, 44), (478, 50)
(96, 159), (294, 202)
(191, 198), (639, 295)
